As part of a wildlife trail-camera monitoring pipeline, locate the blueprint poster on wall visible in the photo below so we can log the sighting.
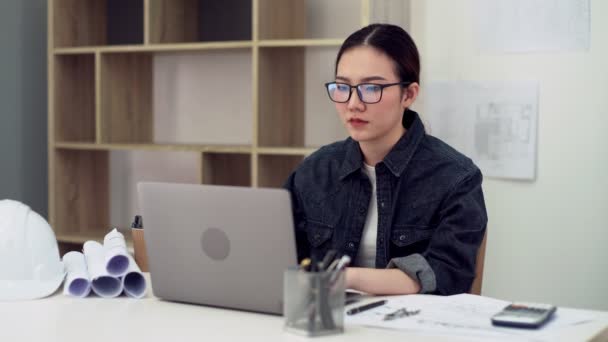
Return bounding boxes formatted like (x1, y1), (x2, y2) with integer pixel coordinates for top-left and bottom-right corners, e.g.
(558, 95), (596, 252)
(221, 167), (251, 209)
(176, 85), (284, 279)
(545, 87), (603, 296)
(421, 81), (539, 180)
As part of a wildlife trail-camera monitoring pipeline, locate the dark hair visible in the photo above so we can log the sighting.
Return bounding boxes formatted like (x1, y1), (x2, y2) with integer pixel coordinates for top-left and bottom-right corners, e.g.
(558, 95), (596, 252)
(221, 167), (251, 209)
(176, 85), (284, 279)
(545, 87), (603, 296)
(335, 24), (420, 84)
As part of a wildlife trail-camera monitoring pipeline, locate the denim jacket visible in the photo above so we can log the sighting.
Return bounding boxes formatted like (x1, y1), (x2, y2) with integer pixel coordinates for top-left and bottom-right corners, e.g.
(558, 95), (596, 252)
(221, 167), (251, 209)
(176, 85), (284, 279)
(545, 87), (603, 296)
(284, 110), (488, 295)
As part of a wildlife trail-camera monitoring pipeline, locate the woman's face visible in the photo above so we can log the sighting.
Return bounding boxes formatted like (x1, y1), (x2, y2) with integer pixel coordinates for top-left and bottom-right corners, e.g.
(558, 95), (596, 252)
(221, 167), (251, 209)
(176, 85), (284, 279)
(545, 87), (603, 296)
(334, 46), (416, 145)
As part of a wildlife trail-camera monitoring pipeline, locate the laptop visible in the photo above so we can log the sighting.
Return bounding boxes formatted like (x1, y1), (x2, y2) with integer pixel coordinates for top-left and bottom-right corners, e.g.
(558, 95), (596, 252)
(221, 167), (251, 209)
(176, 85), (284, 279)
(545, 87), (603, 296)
(137, 182), (298, 315)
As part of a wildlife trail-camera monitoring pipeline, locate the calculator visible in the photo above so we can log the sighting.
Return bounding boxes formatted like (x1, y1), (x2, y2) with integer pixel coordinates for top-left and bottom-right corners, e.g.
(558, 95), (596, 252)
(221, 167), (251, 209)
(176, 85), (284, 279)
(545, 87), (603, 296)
(491, 303), (557, 329)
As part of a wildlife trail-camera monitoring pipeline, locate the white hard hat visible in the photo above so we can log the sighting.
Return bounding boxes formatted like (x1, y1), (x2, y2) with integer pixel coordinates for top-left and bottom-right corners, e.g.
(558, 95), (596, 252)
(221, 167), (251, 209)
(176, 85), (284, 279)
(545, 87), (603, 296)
(0, 199), (65, 300)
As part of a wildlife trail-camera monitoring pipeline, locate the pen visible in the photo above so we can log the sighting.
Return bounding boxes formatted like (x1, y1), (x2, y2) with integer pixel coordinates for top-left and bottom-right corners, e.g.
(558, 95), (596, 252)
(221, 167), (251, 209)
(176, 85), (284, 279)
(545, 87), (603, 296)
(131, 215), (143, 229)
(310, 255), (318, 272)
(319, 249), (337, 271)
(383, 307), (420, 321)
(328, 255), (351, 284)
(325, 258), (340, 273)
(326, 255), (350, 274)
(299, 258), (311, 272)
(333, 255), (351, 273)
(346, 299), (387, 315)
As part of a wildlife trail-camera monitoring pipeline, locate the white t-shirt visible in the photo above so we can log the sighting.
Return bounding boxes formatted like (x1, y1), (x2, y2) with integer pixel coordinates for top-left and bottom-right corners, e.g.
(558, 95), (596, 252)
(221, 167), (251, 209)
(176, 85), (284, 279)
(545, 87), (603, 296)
(354, 163), (378, 268)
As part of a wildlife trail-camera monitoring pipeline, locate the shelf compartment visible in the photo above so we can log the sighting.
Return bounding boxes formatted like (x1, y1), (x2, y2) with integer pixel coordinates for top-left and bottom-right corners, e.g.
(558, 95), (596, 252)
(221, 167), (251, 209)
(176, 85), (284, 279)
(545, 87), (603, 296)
(202, 153), (251, 186)
(53, 54), (96, 142)
(52, 0), (144, 48)
(100, 52), (154, 144)
(109, 150), (201, 230)
(53, 150), (109, 238)
(258, 46), (346, 148)
(258, 47), (305, 147)
(153, 50), (253, 145)
(258, 0), (360, 40)
(258, 155), (303, 188)
(149, 0), (252, 44)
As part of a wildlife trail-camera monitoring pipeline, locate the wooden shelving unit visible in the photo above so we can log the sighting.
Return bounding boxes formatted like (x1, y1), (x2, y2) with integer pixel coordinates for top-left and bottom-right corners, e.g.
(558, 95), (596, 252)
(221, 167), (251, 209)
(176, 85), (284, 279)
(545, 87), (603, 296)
(48, 0), (410, 245)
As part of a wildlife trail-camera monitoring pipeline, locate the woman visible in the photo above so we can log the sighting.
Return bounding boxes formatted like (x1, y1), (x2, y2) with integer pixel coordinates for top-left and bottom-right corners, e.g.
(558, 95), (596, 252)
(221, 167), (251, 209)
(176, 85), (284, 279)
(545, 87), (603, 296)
(284, 24), (487, 295)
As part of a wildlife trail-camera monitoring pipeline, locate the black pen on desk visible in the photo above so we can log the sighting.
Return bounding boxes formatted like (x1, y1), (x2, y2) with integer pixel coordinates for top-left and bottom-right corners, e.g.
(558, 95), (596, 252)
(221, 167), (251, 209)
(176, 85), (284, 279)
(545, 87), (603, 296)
(346, 299), (387, 315)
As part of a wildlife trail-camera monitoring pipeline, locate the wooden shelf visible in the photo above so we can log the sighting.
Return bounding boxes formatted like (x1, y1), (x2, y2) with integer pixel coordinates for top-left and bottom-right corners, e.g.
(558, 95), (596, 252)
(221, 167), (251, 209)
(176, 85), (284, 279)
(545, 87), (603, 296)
(257, 45), (345, 148)
(257, 39), (344, 47)
(54, 41), (254, 55)
(48, 0), (404, 252)
(99, 52), (153, 144)
(53, 39), (341, 55)
(258, 47), (305, 147)
(54, 142), (319, 156)
(257, 0), (361, 40)
(55, 142), (253, 153)
(149, 0), (251, 44)
(53, 54), (96, 143)
(258, 155), (304, 188)
(202, 153), (251, 186)
(52, 0), (144, 48)
(257, 147), (317, 156)
(52, 150), (109, 239)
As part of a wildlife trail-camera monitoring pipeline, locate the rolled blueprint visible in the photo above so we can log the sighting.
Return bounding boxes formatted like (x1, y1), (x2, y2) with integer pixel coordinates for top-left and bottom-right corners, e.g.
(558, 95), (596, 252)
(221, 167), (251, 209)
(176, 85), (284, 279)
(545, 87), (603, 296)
(121, 253), (147, 299)
(62, 251), (91, 297)
(103, 228), (130, 277)
(83, 241), (122, 298)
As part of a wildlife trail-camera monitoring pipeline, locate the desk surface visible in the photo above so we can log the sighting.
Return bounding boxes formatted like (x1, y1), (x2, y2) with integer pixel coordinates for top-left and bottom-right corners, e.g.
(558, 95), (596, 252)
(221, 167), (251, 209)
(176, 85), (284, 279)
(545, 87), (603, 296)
(1, 276), (607, 342)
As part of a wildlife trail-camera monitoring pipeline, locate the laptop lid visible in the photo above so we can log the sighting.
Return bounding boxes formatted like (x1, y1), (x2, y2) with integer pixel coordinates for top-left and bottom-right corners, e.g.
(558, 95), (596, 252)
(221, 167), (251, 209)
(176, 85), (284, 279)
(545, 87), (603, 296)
(138, 182), (297, 315)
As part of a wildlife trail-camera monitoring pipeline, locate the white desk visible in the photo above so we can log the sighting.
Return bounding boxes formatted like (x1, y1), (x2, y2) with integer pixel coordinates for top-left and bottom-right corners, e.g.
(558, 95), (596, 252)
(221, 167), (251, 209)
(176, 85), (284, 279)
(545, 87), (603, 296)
(1, 277), (607, 342)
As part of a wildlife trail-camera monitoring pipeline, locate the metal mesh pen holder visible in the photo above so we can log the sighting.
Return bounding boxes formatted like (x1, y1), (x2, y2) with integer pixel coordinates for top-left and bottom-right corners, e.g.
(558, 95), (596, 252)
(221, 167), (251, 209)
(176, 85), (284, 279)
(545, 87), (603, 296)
(283, 267), (346, 337)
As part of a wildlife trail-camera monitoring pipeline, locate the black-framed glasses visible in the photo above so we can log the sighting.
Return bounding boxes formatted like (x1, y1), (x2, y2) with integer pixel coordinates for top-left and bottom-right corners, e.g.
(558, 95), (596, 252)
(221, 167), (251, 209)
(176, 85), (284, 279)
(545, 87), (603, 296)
(324, 81), (412, 104)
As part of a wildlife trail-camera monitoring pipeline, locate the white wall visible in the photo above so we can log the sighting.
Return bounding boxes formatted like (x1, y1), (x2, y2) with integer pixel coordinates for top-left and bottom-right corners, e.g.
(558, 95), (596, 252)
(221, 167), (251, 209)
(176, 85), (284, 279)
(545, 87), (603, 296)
(409, 0), (608, 310)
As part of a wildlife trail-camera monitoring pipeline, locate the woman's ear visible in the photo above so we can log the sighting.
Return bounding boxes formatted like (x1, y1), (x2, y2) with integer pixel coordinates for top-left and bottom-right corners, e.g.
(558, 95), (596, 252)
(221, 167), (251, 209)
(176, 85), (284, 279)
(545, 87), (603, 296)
(402, 82), (420, 109)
